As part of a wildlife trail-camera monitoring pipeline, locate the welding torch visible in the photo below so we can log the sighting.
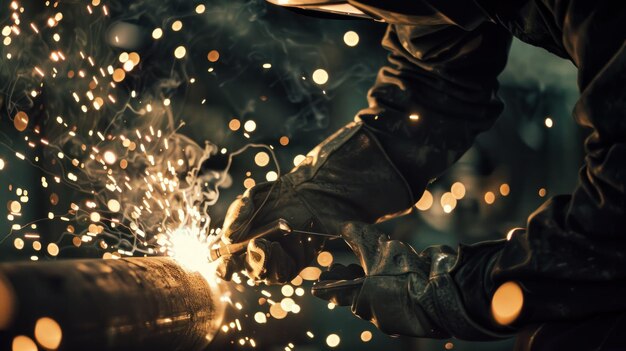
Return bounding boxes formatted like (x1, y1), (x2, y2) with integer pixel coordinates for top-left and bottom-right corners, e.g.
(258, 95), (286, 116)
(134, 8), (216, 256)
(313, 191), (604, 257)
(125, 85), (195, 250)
(208, 218), (339, 262)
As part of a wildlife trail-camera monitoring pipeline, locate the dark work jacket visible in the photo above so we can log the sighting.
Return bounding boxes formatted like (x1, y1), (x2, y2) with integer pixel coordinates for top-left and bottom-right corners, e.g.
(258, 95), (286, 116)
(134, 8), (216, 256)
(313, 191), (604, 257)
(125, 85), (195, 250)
(347, 1), (626, 350)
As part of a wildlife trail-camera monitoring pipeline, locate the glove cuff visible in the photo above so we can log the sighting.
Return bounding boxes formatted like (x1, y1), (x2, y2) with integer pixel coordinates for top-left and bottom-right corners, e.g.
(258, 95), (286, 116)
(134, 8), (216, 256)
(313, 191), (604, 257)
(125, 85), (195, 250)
(426, 273), (514, 340)
(352, 272), (513, 340)
(425, 243), (514, 340)
(353, 275), (448, 338)
(351, 243), (515, 340)
(284, 121), (415, 233)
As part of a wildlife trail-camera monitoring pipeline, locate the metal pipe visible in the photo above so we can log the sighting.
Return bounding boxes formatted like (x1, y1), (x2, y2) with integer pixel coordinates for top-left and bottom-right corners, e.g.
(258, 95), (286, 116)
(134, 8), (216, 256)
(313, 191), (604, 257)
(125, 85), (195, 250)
(0, 257), (225, 351)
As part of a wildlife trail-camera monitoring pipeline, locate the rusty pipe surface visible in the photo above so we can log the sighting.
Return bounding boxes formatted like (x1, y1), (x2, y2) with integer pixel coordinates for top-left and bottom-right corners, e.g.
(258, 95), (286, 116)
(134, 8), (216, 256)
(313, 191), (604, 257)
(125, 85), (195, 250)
(0, 257), (225, 351)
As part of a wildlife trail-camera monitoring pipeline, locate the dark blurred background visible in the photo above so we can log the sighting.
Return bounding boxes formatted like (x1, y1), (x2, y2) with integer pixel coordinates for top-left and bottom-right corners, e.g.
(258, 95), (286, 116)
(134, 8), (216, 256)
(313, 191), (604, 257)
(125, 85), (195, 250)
(0, 0), (583, 350)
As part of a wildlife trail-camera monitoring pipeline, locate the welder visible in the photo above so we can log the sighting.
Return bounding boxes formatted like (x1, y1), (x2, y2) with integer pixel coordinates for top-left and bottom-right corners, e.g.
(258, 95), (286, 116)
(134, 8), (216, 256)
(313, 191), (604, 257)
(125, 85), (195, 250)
(214, 1), (626, 349)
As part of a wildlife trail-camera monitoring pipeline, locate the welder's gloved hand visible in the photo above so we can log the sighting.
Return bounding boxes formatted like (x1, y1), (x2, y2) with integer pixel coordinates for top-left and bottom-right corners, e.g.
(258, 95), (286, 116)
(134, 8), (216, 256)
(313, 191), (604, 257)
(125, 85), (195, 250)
(312, 222), (510, 339)
(215, 121), (414, 285)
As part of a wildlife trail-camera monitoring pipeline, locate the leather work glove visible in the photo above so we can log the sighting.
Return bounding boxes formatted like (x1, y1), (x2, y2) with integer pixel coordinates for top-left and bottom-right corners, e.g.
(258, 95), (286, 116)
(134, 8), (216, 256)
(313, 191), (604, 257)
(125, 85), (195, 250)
(312, 222), (511, 339)
(215, 121), (414, 284)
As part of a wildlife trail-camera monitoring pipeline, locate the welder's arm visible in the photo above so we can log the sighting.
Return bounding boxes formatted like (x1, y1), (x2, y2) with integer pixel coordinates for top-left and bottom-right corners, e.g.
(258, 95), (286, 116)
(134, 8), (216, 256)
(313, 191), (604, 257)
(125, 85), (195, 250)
(357, 22), (512, 196)
(313, 7), (626, 339)
(451, 1), (626, 335)
(215, 22), (511, 285)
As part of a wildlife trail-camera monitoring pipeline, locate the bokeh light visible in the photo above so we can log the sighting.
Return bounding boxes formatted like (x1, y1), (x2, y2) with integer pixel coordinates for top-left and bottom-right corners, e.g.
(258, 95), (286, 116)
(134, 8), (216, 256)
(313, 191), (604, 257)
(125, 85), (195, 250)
(312, 69), (329, 85)
(343, 31), (359, 47)
(34, 317), (63, 350)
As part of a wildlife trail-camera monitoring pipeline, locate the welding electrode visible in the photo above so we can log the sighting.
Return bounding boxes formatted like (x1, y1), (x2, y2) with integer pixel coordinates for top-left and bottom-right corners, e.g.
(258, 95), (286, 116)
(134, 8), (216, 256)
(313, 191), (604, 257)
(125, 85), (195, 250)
(208, 219), (338, 262)
(208, 219), (291, 262)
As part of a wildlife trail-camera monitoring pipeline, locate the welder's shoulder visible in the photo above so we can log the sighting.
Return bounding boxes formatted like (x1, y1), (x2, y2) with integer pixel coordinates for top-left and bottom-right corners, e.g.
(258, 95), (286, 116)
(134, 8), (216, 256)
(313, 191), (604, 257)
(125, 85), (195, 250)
(352, 0), (569, 59)
(350, 0), (487, 29)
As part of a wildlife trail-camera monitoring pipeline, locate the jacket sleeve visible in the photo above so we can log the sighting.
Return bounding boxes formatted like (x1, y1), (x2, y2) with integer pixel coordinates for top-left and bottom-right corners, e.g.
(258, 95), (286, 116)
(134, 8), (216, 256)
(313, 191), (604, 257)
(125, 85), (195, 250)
(357, 21), (512, 198)
(452, 0), (626, 335)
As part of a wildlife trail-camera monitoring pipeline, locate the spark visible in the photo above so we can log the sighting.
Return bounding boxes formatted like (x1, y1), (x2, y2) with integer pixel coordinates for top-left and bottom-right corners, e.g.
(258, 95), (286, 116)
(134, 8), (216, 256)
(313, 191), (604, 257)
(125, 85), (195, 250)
(34, 66), (45, 77)
(0, 2), (363, 349)
(167, 227), (219, 284)
(312, 69), (329, 85)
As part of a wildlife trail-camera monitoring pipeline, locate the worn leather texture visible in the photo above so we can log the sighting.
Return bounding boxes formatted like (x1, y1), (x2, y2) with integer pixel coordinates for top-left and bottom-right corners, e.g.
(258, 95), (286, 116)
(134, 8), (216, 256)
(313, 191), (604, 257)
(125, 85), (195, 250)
(343, 0), (626, 348)
(236, 0), (625, 346)
(216, 122), (414, 284)
(312, 222), (512, 339)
